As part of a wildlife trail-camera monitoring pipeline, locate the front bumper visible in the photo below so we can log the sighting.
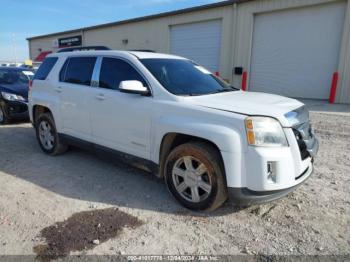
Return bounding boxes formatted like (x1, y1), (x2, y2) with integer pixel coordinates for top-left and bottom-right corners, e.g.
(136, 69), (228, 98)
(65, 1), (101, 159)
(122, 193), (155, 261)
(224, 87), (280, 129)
(220, 123), (318, 205)
(0, 100), (29, 120)
(228, 160), (314, 206)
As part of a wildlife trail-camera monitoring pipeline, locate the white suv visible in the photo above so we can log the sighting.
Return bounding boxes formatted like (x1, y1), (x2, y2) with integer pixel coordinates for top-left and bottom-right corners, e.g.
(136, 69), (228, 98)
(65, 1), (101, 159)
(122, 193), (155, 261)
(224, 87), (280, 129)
(29, 49), (319, 211)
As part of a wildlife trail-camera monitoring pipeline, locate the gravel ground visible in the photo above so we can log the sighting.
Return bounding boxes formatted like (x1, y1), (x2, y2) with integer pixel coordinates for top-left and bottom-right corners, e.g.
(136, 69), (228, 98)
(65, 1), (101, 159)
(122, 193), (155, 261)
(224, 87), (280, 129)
(0, 112), (349, 257)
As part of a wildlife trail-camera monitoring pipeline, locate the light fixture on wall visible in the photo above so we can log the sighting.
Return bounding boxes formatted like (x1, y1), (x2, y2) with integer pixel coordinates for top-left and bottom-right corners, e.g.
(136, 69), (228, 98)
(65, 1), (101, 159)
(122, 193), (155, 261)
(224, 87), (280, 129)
(122, 39), (129, 45)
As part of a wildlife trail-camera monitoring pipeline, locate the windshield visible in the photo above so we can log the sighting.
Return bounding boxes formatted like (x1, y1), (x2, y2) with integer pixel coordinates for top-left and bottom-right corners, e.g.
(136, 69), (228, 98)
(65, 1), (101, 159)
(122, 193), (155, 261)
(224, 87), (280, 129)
(140, 59), (238, 96)
(0, 69), (34, 85)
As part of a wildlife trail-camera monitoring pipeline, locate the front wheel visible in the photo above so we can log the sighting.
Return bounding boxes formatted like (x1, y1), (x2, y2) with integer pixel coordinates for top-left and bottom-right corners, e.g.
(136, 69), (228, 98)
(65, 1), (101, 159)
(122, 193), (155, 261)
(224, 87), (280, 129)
(164, 142), (228, 211)
(35, 113), (68, 156)
(0, 106), (8, 125)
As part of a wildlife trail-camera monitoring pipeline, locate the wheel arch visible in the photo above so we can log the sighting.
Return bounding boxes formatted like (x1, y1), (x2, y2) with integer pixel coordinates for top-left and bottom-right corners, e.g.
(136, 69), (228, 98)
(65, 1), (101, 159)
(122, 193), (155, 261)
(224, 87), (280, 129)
(158, 133), (225, 179)
(32, 105), (52, 127)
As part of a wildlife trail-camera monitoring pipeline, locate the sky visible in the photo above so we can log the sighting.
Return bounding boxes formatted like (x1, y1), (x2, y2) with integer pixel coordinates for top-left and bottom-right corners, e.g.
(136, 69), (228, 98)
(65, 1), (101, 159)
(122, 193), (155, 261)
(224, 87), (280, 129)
(0, 0), (223, 62)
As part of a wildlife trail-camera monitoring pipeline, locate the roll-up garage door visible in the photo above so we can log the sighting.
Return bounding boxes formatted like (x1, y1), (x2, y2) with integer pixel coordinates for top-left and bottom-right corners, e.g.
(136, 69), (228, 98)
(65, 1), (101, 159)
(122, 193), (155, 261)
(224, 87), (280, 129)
(250, 2), (346, 99)
(170, 20), (222, 73)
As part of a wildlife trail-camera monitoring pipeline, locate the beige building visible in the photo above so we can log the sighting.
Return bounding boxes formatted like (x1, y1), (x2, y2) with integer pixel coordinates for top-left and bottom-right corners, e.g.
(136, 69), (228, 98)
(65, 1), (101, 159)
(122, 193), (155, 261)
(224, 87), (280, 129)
(27, 0), (350, 104)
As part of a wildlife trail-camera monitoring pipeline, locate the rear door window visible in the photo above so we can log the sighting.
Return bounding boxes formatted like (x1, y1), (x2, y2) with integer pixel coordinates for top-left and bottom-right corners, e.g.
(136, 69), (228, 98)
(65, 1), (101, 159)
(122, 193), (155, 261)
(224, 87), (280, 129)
(61, 57), (96, 86)
(99, 57), (147, 90)
(34, 57), (58, 80)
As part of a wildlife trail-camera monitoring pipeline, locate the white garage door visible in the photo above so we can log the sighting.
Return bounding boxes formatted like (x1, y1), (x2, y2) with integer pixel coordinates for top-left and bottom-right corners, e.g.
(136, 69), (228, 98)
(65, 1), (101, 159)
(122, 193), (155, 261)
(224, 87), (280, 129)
(250, 2), (346, 99)
(170, 20), (222, 73)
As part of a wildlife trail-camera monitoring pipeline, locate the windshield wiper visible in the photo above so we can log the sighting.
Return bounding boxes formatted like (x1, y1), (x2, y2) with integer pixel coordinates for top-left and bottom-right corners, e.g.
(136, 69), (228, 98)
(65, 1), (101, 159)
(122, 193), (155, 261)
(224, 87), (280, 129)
(209, 88), (235, 94)
(179, 87), (238, 96)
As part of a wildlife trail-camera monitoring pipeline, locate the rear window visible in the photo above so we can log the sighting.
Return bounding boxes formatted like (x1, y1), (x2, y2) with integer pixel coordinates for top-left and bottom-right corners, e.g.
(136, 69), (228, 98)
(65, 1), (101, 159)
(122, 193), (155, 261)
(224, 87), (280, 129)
(34, 57), (58, 80)
(60, 57), (96, 86)
(0, 69), (34, 85)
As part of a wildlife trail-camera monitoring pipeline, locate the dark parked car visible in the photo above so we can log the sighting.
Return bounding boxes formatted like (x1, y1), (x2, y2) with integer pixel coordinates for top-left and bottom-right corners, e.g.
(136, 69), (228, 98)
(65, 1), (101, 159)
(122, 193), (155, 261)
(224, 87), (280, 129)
(0, 67), (34, 124)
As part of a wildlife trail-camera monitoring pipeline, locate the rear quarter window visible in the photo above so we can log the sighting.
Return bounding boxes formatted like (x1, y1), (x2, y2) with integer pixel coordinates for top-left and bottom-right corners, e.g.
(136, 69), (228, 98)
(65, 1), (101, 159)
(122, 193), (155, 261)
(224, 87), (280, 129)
(34, 57), (58, 80)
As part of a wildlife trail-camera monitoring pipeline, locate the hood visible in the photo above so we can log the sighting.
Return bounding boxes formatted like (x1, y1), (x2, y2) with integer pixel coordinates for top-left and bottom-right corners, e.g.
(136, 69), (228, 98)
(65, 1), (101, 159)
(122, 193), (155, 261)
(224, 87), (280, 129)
(0, 83), (29, 101)
(187, 91), (305, 127)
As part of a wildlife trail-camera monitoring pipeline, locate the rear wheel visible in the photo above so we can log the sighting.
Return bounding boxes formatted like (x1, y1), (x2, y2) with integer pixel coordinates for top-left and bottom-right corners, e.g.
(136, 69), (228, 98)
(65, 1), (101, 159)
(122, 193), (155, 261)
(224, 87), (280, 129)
(35, 113), (68, 155)
(165, 142), (228, 211)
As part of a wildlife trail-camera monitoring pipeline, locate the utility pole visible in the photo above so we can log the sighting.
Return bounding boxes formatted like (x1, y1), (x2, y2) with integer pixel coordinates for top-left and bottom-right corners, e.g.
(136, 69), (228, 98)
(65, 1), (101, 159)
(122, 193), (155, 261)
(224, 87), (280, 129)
(12, 33), (18, 64)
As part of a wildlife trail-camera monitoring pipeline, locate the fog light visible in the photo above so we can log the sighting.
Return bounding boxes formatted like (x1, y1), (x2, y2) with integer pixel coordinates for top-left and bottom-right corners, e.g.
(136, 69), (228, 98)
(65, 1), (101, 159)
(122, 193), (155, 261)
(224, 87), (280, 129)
(267, 161), (277, 183)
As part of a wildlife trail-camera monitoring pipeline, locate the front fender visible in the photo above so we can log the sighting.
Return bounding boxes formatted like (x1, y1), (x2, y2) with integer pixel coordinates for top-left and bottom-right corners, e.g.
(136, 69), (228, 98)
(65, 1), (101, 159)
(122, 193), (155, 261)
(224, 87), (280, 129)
(152, 114), (247, 188)
(152, 115), (245, 163)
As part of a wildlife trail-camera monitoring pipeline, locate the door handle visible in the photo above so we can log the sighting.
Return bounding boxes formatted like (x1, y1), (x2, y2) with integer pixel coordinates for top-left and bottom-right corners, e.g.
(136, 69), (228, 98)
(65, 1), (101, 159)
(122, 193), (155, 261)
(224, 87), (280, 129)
(96, 94), (106, 101)
(54, 87), (63, 93)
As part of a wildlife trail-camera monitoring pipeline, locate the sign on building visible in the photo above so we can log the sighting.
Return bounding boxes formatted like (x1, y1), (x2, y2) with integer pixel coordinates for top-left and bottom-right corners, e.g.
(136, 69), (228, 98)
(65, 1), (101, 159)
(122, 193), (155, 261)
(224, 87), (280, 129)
(58, 35), (82, 48)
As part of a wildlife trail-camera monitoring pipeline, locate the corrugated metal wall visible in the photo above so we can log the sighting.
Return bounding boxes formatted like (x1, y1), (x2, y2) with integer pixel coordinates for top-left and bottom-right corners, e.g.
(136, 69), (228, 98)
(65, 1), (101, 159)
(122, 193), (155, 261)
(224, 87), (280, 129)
(232, 0), (350, 103)
(28, 0), (350, 103)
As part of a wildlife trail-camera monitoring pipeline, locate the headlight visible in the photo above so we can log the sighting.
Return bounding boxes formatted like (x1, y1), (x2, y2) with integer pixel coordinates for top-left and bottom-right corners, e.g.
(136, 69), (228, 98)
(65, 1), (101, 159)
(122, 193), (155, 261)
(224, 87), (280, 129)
(1, 92), (25, 102)
(284, 106), (309, 126)
(245, 117), (288, 147)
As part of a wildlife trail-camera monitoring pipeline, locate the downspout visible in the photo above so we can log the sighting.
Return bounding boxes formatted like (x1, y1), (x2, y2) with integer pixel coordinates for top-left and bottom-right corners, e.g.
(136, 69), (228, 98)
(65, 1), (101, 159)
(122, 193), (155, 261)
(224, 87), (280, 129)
(231, 3), (238, 85)
(28, 40), (32, 60)
(81, 30), (85, 47)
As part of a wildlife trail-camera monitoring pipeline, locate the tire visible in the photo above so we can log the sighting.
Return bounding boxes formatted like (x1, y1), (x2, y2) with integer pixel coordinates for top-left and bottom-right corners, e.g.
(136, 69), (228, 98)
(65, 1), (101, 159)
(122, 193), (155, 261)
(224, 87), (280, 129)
(0, 105), (8, 125)
(164, 142), (228, 211)
(35, 113), (68, 156)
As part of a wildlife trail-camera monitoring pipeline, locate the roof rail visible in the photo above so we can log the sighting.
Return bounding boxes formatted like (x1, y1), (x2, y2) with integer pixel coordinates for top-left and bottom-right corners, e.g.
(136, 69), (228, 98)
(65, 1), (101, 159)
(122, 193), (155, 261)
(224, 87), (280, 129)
(129, 49), (156, 53)
(57, 46), (110, 53)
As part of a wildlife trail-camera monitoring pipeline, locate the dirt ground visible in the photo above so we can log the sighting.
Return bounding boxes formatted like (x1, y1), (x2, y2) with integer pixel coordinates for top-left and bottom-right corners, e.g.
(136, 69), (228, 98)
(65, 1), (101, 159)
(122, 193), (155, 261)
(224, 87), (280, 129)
(0, 112), (349, 257)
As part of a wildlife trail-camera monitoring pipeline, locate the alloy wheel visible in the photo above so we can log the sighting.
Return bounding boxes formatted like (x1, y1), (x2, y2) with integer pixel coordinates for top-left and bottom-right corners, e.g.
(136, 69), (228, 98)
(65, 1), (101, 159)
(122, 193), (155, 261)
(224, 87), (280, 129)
(172, 156), (212, 203)
(38, 120), (55, 150)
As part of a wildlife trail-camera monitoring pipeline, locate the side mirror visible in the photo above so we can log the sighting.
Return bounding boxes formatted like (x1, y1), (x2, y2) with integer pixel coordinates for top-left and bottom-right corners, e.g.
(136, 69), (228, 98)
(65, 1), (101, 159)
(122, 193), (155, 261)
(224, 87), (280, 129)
(119, 80), (150, 96)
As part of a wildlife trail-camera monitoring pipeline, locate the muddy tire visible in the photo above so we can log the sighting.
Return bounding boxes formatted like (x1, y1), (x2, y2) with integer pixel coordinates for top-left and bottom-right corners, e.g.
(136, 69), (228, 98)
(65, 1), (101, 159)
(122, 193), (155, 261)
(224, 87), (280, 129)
(165, 142), (228, 211)
(35, 113), (68, 156)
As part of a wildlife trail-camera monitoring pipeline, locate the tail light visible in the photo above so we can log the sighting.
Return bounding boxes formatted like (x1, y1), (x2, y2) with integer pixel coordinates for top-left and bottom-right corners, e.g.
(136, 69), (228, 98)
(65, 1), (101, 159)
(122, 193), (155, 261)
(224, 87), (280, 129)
(29, 80), (33, 90)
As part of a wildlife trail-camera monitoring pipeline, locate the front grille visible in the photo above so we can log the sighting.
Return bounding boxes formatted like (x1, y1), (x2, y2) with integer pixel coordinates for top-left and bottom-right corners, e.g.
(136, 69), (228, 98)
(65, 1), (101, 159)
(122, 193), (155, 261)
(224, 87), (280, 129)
(293, 129), (310, 160)
(9, 104), (27, 114)
(287, 107), (318, 160)
(293, 121), (315, 161)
